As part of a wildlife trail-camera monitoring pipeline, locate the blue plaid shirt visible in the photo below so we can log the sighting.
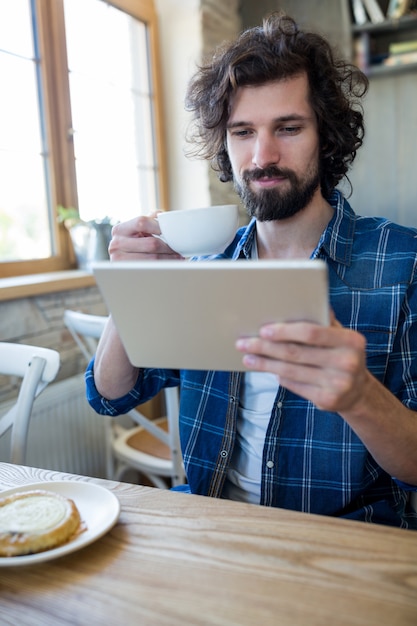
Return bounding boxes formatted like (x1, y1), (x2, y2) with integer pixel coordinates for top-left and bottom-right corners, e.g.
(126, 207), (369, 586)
(86, 190), (417, 528)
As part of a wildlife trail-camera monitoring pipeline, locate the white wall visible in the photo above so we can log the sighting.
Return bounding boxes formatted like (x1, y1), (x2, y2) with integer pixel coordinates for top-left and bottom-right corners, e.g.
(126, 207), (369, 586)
(155, 0), (211, 211)
(348, 72), (417, 228)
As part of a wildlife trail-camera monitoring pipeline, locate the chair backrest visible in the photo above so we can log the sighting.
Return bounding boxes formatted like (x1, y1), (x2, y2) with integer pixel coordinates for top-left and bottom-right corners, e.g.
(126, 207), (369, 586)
(63, 310), (106, 362)
(64, 310), (183, 483)
(0, 343), (60, 464)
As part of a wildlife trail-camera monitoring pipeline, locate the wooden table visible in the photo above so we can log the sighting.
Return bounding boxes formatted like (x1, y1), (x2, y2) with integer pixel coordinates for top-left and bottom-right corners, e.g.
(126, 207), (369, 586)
(0, 463), (416, 626)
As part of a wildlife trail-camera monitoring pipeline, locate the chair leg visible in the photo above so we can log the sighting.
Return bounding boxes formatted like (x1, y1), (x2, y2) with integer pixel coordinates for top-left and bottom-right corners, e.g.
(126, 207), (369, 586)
(146, 474), (170, 489)
(113, 461), (135, 482)
(112, 460), (170, 489)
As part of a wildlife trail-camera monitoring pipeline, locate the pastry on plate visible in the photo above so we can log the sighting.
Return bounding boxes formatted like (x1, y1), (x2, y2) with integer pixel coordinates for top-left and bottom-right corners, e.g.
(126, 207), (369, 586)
(0, 489), (82, 557)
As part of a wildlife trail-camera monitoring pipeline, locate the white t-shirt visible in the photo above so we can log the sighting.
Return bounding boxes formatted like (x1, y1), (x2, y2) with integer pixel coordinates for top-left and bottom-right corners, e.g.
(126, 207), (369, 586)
(222, 236), (279, 504)
(222, 371), (278, 503)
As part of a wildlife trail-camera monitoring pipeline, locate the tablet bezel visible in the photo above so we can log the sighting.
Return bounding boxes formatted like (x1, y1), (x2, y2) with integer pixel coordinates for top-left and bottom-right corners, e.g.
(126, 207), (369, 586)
(92, 259), (329, 372)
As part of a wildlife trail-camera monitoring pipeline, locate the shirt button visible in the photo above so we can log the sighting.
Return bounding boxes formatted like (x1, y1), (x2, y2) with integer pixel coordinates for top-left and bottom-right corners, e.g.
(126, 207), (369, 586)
(266, 460), (274, 469)
(277, 402), (283, 409)
(220, 450), (228, 458)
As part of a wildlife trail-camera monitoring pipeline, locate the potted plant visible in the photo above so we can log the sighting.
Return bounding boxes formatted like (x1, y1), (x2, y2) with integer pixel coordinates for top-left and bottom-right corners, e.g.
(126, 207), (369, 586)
(57, 205), (113, 270)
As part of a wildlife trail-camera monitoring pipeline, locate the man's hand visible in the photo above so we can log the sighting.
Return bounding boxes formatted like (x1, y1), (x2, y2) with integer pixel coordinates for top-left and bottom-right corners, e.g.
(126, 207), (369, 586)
(235, 314), (368, 413)
(108, 213), (183, 261)
(236, 312), (417, 484)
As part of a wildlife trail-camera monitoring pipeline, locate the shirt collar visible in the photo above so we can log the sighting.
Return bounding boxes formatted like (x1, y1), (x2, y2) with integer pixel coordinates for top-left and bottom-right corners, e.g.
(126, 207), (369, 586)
(315, 189), (355, 266)
(232, 219), (257, 259)
(233, 190), (356, 266)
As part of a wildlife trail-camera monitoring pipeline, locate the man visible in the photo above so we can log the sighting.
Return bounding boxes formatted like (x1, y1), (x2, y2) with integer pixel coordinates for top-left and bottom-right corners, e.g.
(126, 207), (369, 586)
(87, 13), (417, 527)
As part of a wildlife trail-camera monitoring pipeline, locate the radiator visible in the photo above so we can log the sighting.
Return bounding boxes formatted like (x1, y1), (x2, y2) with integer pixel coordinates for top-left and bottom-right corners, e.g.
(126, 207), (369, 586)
(0, 374), (113, 479)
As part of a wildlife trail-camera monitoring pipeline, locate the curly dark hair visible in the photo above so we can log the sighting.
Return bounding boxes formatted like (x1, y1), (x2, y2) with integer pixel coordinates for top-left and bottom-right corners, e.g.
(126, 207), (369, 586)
(185, 13), (369, 197)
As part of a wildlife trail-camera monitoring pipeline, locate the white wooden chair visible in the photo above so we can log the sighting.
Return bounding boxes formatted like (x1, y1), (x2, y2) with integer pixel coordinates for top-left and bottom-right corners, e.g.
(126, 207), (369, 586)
(64, 310), (185, 488)
(0, 343), (60, 464)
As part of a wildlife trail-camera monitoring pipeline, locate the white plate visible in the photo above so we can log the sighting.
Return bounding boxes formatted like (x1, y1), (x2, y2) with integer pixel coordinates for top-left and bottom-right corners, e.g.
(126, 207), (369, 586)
(0, 481), (120, 566)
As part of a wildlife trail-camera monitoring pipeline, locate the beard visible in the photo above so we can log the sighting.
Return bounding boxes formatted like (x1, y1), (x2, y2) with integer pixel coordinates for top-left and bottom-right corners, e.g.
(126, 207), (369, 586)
(233, 164), (320, 222)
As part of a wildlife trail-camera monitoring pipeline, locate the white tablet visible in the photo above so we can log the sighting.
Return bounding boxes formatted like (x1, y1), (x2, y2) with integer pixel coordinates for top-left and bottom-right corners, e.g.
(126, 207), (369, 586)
(92, 259), (329, 372)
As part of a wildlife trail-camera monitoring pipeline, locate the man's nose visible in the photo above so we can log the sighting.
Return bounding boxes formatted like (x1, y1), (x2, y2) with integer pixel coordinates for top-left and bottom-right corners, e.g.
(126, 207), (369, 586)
(252, 135), (280, 169)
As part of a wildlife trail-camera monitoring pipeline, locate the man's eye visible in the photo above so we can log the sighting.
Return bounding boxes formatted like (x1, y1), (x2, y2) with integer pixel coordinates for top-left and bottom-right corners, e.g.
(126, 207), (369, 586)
(280, 126), (301, 134)
(230, 129), (251, 137)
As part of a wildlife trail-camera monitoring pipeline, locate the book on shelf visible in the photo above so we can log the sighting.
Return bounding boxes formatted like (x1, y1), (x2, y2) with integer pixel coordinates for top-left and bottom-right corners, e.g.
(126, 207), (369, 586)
(387, 0), (412, 19)
(389, 39), (417, 54)
(384, 50), (417, 64)
(363, 0), (385, 23)
(351, 0), (368, 25)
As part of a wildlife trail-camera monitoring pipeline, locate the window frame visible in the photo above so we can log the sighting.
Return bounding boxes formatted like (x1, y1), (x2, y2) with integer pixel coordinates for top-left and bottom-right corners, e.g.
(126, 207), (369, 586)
(2, 0), (167, 278)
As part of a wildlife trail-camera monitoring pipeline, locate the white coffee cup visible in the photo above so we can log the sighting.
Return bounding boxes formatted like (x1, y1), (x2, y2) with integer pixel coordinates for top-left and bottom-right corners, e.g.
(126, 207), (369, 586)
(157, 204), (239, 257)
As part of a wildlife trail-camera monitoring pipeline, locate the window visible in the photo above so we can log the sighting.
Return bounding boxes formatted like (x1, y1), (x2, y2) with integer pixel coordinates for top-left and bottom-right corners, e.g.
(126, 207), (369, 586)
(0, 0), (166, 277)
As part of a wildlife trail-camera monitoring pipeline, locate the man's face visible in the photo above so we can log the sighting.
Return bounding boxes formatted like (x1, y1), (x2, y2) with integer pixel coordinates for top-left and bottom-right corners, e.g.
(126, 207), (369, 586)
(226, 74), (321, 221)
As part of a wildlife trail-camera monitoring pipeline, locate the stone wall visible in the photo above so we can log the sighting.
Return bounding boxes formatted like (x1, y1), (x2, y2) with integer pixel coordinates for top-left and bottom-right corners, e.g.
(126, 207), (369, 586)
(200, 0), (245, 216)
(0, 286), (107, 403)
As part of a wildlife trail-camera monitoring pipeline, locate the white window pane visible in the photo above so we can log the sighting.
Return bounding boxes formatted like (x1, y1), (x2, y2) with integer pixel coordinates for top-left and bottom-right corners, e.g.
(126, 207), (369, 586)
(0, 0), (33, 58)
(74, 154), (143, 223)
(0, 0), (52, 263)
(64, 0), (159, 223)
(0, 152), (51, 261)
(0, 54), (42, 151)
(130, 20), (151, 94)
(139, 168), (158, 214)
(133, 93), (156, 168)
(69, 77), (138, 160)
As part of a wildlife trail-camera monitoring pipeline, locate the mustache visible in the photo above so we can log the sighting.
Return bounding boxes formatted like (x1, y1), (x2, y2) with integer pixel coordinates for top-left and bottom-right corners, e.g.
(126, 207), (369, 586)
(243, 166), (296, 182)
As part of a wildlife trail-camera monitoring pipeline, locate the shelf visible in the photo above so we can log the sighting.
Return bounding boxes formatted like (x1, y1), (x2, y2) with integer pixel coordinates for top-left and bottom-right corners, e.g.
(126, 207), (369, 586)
(0, 270), (95, 301)
(351, 7), (417, 77)
(352, 13), (417, 34)
(366, 59), (417, 76)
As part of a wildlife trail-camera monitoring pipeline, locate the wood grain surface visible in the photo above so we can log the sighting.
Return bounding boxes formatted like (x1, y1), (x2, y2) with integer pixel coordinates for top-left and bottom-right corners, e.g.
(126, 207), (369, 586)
(0, 462), (416, 626)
